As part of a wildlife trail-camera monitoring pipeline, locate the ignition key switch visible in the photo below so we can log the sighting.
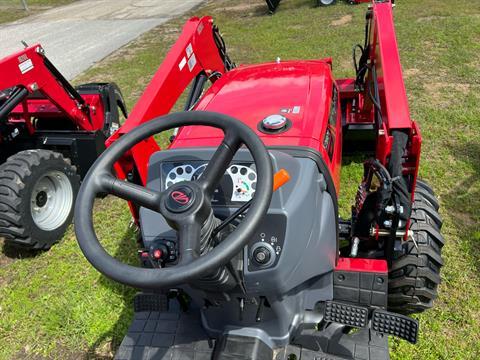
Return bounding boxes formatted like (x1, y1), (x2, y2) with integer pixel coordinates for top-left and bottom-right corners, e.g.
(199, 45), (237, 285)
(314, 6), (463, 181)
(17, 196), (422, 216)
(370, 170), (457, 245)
(250, 242), (276, 267)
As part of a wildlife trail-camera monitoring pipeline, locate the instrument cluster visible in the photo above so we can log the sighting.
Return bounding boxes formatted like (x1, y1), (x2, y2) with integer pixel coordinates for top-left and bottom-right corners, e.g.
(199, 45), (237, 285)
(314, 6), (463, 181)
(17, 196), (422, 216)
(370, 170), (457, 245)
(162, 161), (257, 205)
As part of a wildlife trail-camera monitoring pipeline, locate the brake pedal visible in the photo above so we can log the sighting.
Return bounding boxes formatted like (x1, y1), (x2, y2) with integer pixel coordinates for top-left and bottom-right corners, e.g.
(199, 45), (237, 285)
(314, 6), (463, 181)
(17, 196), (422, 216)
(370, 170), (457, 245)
(371, 309), (419, 344)
(323, 301), (369, 328)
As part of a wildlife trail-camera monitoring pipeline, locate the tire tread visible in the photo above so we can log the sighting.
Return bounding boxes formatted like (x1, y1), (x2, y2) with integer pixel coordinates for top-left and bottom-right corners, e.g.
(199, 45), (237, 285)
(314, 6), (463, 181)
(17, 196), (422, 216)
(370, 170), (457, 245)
(388, 181), (444, 314)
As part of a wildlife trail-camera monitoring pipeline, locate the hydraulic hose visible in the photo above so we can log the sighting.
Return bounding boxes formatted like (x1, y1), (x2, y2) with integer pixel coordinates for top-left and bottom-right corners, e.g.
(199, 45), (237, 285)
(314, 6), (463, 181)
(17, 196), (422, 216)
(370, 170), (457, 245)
(0, 87), (29, 121)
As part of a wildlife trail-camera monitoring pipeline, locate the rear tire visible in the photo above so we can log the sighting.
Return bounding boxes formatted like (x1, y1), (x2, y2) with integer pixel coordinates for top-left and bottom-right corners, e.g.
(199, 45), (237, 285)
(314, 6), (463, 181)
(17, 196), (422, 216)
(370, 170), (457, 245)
(318, 0), (336, 5)
(0, 150), (80, 250)
(266, 0), (282, 13)
(388, 182), (444, 314)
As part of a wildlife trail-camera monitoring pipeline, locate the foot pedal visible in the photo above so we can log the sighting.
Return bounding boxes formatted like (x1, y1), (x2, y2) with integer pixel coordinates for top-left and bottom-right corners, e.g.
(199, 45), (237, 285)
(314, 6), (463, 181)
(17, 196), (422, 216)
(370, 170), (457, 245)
(372, 309), (419, 344)
(323, 301), (368, 328)
(133, 293), (168, 312)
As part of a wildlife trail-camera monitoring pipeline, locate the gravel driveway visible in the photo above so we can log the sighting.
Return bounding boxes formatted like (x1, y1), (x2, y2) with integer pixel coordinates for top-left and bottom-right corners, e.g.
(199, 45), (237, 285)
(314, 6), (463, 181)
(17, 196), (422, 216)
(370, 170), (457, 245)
(0, 0), (204, 79)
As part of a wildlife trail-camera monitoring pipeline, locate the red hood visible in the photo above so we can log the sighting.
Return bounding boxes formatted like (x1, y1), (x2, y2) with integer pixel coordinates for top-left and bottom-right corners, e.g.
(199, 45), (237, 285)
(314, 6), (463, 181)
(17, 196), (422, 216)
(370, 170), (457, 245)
(171, 60), (334, 149)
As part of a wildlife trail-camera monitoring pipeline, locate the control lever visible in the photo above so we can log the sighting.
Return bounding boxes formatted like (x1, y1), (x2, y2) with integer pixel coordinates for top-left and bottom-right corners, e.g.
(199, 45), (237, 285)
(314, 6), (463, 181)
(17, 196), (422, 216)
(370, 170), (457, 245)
(212, 169), (290, 237)
(256, 296), (266, 322)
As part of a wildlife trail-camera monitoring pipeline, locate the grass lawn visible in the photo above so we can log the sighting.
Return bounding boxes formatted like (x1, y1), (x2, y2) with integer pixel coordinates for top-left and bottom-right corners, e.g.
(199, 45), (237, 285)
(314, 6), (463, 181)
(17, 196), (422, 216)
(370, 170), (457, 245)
(0, 0), (479, 358)
(0, 0), (75, 24)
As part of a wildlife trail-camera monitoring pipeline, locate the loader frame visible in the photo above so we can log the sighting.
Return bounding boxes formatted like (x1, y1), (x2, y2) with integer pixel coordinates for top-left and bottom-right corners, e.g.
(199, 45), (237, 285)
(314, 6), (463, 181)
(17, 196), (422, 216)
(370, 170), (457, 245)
(0, 45), (127, 176)
(109, 1), (419, 240)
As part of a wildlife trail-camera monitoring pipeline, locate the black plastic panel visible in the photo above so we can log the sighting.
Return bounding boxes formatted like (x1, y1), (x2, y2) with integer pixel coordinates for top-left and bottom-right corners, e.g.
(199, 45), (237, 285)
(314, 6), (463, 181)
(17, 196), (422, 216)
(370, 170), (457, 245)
(213, 335), (273, 359)
(116, 293), (390, 360)
(333, 270), (388, 308)
(115, 300), (214, 360)
(246, 213), (287, 272)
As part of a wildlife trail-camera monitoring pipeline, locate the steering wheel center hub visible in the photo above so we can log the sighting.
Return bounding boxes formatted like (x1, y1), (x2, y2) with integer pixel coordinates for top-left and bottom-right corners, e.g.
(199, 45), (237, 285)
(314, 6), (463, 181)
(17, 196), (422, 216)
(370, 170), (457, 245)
(165, 185), (195, 213)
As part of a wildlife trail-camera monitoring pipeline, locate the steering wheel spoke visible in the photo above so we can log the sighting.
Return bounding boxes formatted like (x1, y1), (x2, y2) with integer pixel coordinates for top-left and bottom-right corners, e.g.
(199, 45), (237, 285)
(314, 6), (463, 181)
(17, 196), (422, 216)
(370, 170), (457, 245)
(198, 131), (242, 194)
(101, 174), (162, 213)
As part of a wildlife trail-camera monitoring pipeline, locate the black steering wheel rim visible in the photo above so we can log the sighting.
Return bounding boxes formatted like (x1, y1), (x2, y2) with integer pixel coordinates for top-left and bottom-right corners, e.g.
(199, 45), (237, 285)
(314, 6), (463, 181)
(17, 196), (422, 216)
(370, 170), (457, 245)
(74, 111), (273, 289)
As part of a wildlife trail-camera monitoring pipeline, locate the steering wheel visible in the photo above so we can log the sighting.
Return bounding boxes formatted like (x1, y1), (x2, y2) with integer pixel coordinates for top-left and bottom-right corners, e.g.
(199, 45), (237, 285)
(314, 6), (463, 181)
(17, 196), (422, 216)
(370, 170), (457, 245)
(74, 111), (273, 289)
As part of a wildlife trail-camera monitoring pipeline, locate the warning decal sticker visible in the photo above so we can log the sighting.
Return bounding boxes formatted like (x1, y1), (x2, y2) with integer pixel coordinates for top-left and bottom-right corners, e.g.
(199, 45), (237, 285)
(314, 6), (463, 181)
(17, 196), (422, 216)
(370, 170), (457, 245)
(178, 57), (187, 71)
(186, 43), (193, 58)
(188, 53), (197, 72)
(19, 59), (34, 74)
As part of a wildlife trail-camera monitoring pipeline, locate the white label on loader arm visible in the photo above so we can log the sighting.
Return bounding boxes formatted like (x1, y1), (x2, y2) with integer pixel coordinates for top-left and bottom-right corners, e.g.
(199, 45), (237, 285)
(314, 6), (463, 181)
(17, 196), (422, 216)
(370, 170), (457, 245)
(186, 43), (193, 58)
(178, 57), (187, 71)
(19, 58), (34, 74)
(188, 53), (197, 71)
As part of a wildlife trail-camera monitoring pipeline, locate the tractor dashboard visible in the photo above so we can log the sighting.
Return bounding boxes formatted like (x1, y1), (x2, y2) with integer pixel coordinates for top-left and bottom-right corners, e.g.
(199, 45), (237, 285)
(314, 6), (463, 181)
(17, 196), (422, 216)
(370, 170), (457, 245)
(139, 147), (337, 296)
(161, 161), (257, 205)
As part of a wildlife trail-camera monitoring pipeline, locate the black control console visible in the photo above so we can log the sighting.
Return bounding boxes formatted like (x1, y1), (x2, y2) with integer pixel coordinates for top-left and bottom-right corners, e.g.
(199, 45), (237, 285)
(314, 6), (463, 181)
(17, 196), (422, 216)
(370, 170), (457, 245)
(247, 213), (287, 271)
(140, 239), (178, 268)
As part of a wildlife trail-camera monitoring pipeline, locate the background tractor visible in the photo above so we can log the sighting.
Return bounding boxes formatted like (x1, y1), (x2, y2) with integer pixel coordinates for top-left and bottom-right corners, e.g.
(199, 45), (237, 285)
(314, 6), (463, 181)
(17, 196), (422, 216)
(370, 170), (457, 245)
(0, 46), (127, 250)
(265, 0), (371, 13)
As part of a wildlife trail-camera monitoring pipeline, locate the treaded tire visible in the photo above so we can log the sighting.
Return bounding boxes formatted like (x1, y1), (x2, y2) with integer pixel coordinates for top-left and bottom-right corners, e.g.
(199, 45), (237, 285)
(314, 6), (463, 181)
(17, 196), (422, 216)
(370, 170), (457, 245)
(318, 0), (337, 5)
(415, 187), (439, 211)
(388, 182), (444, 314)
(0, 150), (80, 250)
(416, 179), (435, 196)
(411, 199), (443, 230)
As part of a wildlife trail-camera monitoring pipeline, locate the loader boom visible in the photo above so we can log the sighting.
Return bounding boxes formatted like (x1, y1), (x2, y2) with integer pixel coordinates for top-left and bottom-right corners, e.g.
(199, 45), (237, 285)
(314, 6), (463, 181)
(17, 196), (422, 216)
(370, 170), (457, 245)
(338, 0), (421, 195)
(0, 45), (93, 131)
(107, 16), (232, 184)
(108, 1), (419, 227)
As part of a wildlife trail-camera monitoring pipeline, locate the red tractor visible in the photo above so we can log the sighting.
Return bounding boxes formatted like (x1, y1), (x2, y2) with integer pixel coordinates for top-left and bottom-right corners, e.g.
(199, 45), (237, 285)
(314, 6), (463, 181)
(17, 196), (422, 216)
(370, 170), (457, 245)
(0, 45), (127, 249)
(74, 0), (443, 359)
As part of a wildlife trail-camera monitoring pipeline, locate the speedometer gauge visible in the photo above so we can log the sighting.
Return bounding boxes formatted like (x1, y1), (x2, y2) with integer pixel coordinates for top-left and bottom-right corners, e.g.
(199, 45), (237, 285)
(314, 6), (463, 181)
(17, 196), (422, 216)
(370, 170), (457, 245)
(227, 165), (256, 202)
(165, 164), (195, 188)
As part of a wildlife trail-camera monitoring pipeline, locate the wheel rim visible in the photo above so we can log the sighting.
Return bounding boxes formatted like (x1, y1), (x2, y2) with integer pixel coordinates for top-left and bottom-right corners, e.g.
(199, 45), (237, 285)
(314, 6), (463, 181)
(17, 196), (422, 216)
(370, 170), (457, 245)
(321, 0), (335, 4)
(30, 170), (73, 231)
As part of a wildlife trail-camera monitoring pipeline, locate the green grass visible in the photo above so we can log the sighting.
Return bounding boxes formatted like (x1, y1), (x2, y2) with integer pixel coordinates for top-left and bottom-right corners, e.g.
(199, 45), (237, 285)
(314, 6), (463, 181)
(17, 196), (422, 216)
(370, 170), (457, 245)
(1, 0), (480, 358)
(0, 0), (75, 24)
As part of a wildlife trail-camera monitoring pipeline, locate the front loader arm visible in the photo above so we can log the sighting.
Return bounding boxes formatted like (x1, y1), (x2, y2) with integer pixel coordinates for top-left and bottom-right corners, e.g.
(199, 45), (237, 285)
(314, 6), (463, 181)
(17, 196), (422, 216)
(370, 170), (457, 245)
(114, 17), (230, 136)
(364, 0), (419, 163)
(339, 0), (421, 255)
(340, 0), (421, 190)
(106, 17), (233, 220)
(0, 45), (93, 130)
(339, 1), (421, 176)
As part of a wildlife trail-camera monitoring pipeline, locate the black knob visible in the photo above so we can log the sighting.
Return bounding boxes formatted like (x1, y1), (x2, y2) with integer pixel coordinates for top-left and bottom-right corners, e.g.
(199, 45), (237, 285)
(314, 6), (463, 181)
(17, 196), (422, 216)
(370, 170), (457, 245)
(253, 246), (271, 265)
